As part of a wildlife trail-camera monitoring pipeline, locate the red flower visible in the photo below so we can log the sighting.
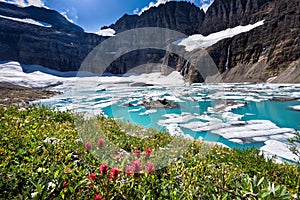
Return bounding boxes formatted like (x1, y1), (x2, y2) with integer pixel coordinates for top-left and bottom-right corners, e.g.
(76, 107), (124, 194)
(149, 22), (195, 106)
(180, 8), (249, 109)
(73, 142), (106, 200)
(125, 166), (134, 176)
(85, 142), (92, 152)
(109, 167), (120, 181)
(135, 150), (140, 158)
(97, 139), (104, 149)
(131, 160), (142, 173)
(94, 194), (102, 200)
(145, 148), (151, 154)
(100, 163), (109, 175)
(145, 162), (154, 173)
(63, 181), (68, 188)
(145, 148), (151, 159)
(88, 173), (97, 181)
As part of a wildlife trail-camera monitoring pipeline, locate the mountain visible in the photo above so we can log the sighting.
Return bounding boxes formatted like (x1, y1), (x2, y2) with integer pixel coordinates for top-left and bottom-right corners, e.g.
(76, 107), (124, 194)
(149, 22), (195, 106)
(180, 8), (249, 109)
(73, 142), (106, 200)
(0, 2), (83, 33)
(0, 0), (299, 83)
(203, 0), (300, 82)
(0, 2), (105, 71)
(105, 0), (300, 83)
(108, 1), (205, 35)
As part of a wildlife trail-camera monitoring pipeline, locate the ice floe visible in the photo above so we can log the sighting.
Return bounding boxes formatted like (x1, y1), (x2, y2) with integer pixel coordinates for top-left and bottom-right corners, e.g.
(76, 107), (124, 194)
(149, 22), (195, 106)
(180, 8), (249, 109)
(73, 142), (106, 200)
(291, 105), (300, 111)
(260, 140), (298, 162)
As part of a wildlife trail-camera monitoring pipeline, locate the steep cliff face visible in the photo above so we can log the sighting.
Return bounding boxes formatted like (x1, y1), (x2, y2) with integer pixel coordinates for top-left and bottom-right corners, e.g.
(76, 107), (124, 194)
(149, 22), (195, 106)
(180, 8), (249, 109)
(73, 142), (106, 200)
(103, 0), (299, 83)
(0, 0), (299, 83)
(108, 1), (205, 35)
(199, 0), (272, 35)
(0, 2), (83, 33)
(0, 2), (105, 71)
(204, 0), (300, 82)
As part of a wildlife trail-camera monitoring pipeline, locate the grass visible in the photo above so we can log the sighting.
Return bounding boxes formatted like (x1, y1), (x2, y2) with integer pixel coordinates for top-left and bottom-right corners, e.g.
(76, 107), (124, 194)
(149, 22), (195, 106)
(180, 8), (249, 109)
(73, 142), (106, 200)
(0, 105), (299, 199)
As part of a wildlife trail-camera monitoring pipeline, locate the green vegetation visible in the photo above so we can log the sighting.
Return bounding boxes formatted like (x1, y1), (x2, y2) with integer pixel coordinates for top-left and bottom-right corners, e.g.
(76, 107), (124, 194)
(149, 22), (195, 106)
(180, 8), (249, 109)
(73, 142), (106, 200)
(0, 105), (299, 199)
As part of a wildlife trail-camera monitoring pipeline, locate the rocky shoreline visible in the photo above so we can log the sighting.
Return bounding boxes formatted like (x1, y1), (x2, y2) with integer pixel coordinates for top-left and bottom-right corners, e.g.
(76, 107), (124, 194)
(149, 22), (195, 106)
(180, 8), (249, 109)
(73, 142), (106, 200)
(0, 82), (61, 106)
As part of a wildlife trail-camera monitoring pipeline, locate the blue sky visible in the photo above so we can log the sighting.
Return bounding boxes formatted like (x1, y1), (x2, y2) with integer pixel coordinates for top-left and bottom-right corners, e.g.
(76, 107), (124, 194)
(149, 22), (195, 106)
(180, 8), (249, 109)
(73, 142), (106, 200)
(1, 0), (213, 32)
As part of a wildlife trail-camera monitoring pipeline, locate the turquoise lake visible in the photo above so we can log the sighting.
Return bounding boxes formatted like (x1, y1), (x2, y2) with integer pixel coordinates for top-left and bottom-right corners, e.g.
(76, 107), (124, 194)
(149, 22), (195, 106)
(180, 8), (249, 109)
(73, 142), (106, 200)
(40, 83), (300, 161)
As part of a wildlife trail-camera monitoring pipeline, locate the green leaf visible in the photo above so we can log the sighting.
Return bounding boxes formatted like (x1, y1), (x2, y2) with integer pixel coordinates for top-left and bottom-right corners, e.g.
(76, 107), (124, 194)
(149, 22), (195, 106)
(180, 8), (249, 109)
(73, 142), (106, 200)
(222, 193), (228, 200)
(54, 170), (60, 179)
(257, 177), (264, 186)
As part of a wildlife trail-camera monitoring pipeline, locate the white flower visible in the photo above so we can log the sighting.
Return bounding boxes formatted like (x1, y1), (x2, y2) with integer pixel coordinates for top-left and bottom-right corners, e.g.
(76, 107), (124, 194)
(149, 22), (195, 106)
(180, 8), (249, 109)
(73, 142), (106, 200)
(31, 191), (38, 198)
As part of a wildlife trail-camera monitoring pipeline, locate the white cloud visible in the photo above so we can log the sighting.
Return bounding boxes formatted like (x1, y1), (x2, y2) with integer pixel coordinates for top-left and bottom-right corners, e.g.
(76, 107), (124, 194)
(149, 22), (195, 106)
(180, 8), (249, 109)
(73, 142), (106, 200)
(26, 0), (45, 7)
(135, 0), (215, 15)
(133, 8), (140, 15)
(95, 28), (115, 37)
(138, 0), (171, 15)
(199, 0), (214, 13)
(0, 0), (47, 8)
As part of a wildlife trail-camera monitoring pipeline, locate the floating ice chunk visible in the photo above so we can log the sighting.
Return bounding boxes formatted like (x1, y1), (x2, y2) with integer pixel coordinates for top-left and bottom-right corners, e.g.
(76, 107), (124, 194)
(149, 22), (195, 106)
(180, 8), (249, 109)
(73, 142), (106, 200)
(92, 101), (117, 109)
(291, 105), (300, 111)
(128, 108), (142, 112)
(158, 113), (201, 125)
(222, 112), (243, 122)
(139, 109), (157, 115)
(180, 121), (209, 132)
(216, 128), (293, 139)
(252, 137), (268, 142)
(260, 140), (298, 162)
(269, 133), (296, 140)
(164, 95), (184, 102)
(229, 139), (244, 144)
(180, 118), (225, 132)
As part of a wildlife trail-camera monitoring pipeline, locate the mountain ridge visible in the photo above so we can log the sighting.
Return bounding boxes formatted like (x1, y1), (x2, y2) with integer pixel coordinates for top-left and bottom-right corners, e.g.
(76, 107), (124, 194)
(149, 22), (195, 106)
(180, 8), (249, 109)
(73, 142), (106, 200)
(0, 0), (299, 83)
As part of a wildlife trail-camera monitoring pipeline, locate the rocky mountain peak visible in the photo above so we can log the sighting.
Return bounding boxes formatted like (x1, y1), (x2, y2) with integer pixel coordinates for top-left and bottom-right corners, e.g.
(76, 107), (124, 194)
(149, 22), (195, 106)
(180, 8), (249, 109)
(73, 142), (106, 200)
(109, 1), (205, 35)
(0, 2), (84, 33)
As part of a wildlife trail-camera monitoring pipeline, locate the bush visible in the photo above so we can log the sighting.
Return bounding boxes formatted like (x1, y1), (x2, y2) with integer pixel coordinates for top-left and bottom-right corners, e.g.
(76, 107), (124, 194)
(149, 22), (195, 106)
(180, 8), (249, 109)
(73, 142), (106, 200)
(0, 106), (298, 199)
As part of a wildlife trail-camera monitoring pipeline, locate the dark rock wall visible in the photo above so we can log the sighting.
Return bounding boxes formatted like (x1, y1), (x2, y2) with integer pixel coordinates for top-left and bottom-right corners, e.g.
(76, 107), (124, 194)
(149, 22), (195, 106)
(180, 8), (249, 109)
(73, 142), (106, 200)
(0, 17), (105, 71)
(0, 0), (299, 83)
(109, 1), (205, 35)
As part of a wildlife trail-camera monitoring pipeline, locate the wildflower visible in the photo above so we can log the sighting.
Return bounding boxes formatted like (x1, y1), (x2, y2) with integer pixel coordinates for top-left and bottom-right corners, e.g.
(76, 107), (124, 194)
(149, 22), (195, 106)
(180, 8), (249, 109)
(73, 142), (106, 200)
(97, 139), (104, 149)
(64, 168), (72, 173)
(109, 167), (120, 181)
(145, 148), (151, 154)
(63, 181), (68, 188)
(125, 166), (134, 176)
(131, 160), (142, 173)
(100, 163), (109, 175)
(145, 148), (151, 159)
(88, 173), (97, 181)
(145, 162), (155, 174)
(94, 194), (102, 200)
(75, 138), (83, 144)
(135, 150), (140, 158)
(85, 142), (92, 152)
(31, 192), (38, 198)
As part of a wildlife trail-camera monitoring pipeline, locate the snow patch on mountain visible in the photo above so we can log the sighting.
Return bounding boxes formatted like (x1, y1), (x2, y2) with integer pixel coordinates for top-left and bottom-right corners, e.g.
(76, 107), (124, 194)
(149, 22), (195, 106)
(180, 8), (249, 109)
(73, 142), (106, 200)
(200, 0), (214, 12)
(0, 14), (51, 27)
(175, 20), (264, 51)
